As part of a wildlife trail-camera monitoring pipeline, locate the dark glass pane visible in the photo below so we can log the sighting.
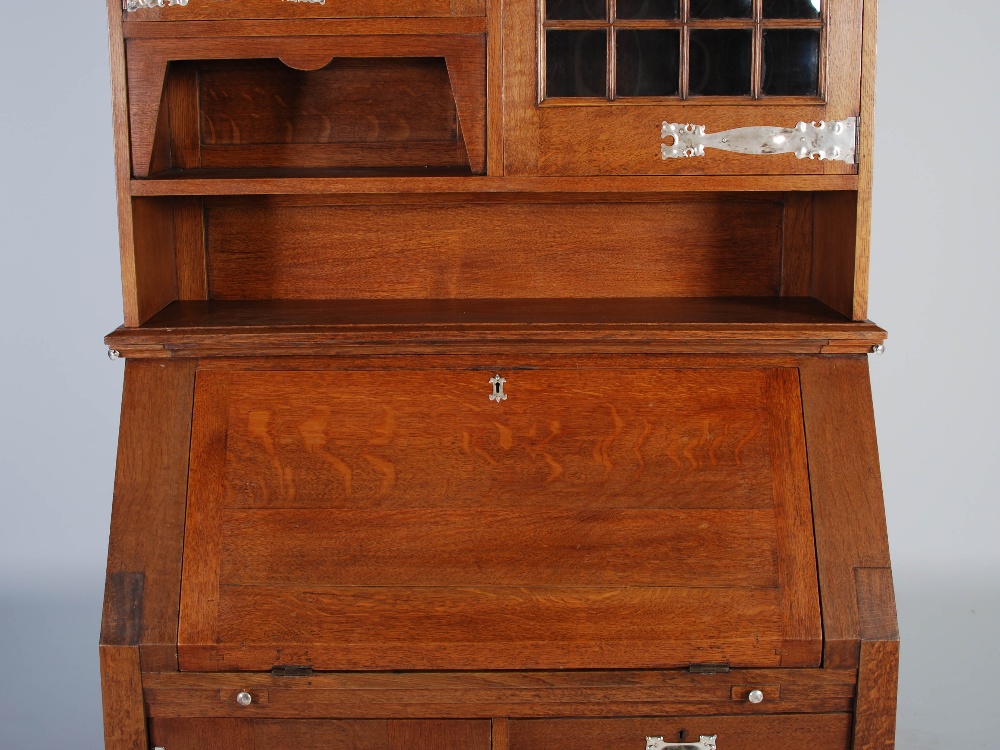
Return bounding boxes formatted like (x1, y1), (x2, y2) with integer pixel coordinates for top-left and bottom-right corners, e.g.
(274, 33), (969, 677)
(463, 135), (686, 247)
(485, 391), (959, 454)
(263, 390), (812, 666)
(616, 30), (680, 96)
(546, 29), (608, 98)
(762, 28), (820, 96)
(763, 0), (821, 18)
(689, 0), (752, 18)
(689, 29), (752, 96)
(616, 0), (679, 20)
(545, 0), (608, 20)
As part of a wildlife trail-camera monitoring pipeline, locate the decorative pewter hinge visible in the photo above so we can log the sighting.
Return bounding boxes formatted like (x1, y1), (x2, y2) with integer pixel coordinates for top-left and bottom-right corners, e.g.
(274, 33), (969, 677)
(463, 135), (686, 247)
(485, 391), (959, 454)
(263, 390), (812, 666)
(661, 117), (858, 164)
(272, 664), (314, 677)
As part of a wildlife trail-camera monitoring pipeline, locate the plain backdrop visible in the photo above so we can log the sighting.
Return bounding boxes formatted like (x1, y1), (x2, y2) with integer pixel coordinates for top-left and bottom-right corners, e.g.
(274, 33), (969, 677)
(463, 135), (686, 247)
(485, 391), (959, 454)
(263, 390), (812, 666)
(1, 2), (998, 747)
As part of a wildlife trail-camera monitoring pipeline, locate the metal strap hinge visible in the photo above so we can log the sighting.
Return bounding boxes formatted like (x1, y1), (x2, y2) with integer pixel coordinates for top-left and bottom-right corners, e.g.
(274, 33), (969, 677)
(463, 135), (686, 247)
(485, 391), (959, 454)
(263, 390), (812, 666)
(272, 665), (314, 677)
(662, 117), (858, 165)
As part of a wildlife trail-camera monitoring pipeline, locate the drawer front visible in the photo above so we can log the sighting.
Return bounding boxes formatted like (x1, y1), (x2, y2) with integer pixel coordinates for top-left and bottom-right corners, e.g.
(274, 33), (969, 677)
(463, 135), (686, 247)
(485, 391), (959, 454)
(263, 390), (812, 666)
(178, 363), (821, 672)
(509, 715), (852, 750)
(149, 718), (491, 750)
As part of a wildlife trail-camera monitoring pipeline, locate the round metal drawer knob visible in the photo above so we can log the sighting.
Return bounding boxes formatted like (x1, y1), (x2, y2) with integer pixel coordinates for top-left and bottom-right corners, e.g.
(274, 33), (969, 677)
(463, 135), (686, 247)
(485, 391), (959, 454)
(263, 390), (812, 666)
(748, 689), (764, 704)
(236, 691), (253, 707)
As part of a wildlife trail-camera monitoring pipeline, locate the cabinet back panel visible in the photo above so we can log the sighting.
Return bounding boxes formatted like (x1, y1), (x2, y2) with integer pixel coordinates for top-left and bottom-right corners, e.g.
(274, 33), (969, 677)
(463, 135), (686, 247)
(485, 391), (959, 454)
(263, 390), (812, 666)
(195, 59), (468, 170)
(206, 199), (783, 299)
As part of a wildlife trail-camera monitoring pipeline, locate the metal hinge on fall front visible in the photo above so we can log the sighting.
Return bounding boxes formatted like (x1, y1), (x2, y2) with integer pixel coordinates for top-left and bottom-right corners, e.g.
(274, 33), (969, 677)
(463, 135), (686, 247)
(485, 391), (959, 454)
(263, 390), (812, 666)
(271, 664), (314, 677)
(688, 664), (731, 674)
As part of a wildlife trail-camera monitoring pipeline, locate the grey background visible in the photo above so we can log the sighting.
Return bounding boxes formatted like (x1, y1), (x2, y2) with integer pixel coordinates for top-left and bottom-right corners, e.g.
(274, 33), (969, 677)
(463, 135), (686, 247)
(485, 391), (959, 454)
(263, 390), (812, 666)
(0, 2), (997, 747)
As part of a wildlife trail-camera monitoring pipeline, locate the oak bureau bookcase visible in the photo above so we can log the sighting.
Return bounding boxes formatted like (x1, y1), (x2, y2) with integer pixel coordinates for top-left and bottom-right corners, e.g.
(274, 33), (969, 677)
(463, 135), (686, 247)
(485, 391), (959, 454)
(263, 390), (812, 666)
(100, 0), (898, 748)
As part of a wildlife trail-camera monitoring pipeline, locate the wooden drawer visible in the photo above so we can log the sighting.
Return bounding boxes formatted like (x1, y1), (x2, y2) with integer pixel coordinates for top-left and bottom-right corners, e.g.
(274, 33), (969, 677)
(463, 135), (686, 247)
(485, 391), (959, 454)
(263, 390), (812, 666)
(177, 361), (821, 672)
(149, 718), (491, 749)
(508, 715), (852, 750)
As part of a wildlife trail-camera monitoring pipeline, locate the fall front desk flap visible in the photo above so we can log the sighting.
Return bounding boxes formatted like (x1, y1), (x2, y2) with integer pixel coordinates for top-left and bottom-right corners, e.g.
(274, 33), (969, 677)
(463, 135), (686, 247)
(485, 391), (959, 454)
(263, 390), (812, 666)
(177, 364), (821, 672)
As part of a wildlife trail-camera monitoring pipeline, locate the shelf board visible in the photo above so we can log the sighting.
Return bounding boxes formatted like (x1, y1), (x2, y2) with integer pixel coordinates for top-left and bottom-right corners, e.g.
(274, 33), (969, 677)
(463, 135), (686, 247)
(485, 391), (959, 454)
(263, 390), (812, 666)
(130, 174), (859, 197)
(106, 297), (886, 358)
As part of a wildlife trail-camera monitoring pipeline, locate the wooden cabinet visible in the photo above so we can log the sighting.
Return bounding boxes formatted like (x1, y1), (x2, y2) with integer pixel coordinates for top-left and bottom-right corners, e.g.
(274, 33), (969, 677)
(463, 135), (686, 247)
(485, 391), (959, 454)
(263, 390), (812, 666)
(101, 0), (897, 748)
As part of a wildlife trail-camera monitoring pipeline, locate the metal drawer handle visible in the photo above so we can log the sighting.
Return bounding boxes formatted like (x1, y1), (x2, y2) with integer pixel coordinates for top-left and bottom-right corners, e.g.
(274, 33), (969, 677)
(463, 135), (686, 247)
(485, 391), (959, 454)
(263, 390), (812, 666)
(647, 736), (717, 750)
(661, 118), (856, 164)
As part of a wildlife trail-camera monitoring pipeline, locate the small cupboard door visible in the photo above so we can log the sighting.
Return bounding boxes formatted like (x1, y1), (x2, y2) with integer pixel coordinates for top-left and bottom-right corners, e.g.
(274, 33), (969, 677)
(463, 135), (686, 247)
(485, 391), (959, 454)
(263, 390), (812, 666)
(502, 0), (862, 175)
(178, 361), (821, 672)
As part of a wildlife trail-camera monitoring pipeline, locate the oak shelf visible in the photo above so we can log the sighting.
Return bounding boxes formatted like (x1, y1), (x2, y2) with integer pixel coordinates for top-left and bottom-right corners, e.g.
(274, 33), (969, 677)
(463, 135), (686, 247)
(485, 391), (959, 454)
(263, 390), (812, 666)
(130, 174), (860, 197)
(105, 297), (885, 358)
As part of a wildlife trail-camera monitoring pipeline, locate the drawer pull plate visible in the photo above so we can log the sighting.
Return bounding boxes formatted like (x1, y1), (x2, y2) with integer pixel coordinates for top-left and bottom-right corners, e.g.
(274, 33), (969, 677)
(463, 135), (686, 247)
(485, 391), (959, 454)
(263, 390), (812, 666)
(489, 374), (508, 403)
(661, 118), (857, 164)
(647, 736), (717, 750)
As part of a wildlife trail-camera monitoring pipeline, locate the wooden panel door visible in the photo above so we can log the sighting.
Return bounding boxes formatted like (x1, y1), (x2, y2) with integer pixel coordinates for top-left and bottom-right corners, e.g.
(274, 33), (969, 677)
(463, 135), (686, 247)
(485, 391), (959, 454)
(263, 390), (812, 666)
(178, 361), (821, 671)
(503, 0), (863, 176)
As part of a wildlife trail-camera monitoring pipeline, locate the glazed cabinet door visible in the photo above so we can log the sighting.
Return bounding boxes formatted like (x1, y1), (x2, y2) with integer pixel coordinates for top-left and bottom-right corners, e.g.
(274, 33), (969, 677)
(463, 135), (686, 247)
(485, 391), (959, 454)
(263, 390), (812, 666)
(502, 0), (863, 175)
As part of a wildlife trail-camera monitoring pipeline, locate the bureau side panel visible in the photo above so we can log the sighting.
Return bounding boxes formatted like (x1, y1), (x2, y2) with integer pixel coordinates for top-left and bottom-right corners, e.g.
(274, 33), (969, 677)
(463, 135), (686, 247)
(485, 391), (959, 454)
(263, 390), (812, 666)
(798, 356), (892, 668)
(102, 359), (197, 672)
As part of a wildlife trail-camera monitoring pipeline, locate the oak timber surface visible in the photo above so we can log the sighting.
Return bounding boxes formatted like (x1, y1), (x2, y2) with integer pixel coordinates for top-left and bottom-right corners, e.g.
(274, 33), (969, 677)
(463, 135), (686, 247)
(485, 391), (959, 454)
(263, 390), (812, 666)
(177, 364), (821, 671)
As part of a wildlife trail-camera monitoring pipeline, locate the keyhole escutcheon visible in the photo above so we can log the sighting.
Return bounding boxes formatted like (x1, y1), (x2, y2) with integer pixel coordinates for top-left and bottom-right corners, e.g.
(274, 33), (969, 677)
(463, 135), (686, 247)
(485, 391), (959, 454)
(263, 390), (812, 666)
(489, 374), (507, 403)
